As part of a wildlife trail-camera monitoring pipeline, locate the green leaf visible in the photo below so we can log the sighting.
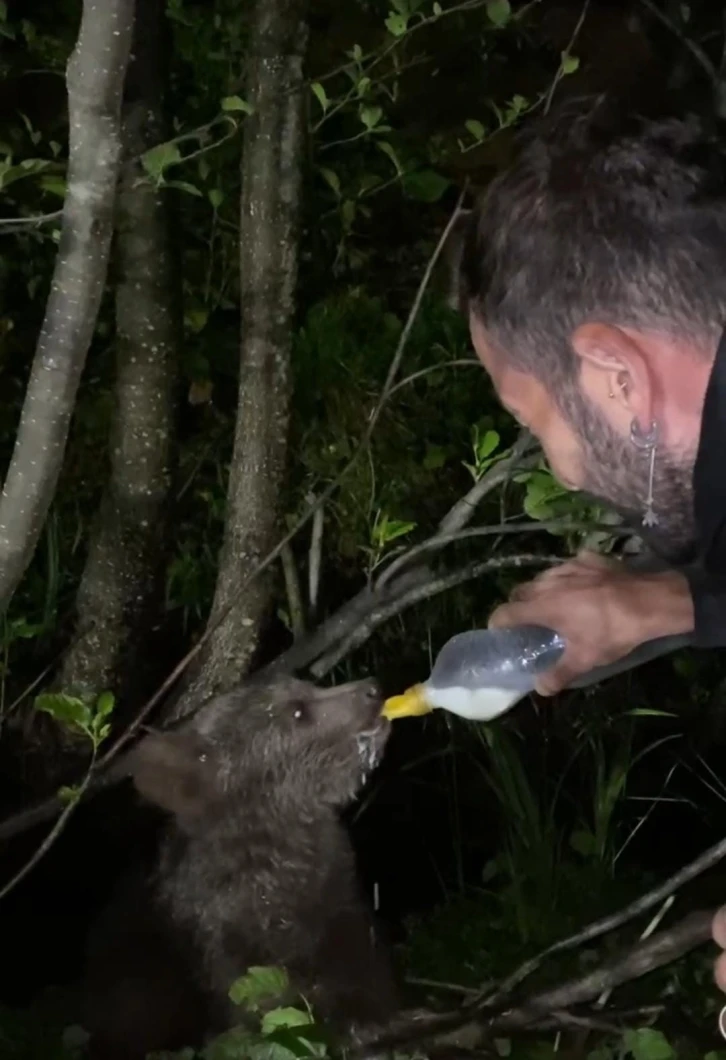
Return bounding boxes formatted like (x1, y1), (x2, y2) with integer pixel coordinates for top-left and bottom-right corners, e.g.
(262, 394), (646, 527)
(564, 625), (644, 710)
(229, 966), (290, 1012)
(261, 1008), (313, 1034)
(359, 105), (383, 130)
(209, 187), (224, 209)
(433, 1), (442, 13)
(626, 708), (676, 718)
(351, 43), (363, 61)
(166, 179), (204, 196)
(142, 141), (182, 181)
(376, 141), (402, 175)
(423, 444), (447, 470)
(221, 95), (253, 114)
(569, 827), (596, 857)
(486, 0), (511, 27)
(622, 1028), (675, 1060)
(401, 168), (450, 202)
(311, 82), (328, 112)
(341, 199), (356, 230)
(373, 515), (416, 548)
(561, 52), (580, 75)
(475, 428), (499, 462)
(385, 12), (408, 36)
(465, 119), (486, 141)
(96, 691), (115, 720)
(318, 167), (341, 197)
(58, 785), (82, 805)
(35, 693), (92, 733)
(203, 1027), (258, 1060)
(185, 307), (209, 333)
(38, 175), (66, 197)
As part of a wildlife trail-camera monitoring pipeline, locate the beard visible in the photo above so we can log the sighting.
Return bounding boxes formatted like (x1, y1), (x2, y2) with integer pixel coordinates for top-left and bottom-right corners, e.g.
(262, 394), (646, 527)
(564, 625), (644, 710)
(563, 393), (699, 566)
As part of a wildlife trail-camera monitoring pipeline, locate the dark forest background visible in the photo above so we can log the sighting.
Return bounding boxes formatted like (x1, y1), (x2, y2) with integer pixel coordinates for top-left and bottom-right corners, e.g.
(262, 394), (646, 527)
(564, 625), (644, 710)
(2, 0), (726, 1057)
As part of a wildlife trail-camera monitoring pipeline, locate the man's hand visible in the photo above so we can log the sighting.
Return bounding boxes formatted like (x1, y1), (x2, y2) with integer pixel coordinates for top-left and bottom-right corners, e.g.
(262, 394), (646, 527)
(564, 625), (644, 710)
(488, 550), (695, 696)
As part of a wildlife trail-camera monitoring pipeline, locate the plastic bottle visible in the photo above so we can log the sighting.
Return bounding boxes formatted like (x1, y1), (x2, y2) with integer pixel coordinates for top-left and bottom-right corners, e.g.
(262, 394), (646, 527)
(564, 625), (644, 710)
(381, 624), (692, 722)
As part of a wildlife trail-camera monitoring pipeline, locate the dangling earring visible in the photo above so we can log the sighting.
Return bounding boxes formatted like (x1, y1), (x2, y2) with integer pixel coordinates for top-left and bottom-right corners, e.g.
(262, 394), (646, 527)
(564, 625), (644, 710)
(629, 419), (659, 527)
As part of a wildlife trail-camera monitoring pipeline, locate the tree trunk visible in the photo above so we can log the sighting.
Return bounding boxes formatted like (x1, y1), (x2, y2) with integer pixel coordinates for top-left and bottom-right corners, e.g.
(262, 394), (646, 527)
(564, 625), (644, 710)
(0, 0), (134, 613)
(58, 0), (180, 710)
(168, 0), (309, 718)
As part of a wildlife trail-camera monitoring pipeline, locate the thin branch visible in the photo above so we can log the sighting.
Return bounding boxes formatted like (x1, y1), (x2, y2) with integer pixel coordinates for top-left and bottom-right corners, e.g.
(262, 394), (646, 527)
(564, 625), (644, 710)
(280, 543), (306, 639)
(311, 553), (560, 677)
(489, 910), (711, 1031)
(271, 432), (536, 677)
(476, 833), (726, 1007)
(0, 752), (95, 901)
(376, 517), (628, 591)
(638, 0), (716, 81)
(0, 0), (134, 614)
(307, 501), (324, 615)
(0, 210), (63, 232)
(438, 430), (537, 536)
(543, 0), (591, 115)
(353, 910), (712, 1054)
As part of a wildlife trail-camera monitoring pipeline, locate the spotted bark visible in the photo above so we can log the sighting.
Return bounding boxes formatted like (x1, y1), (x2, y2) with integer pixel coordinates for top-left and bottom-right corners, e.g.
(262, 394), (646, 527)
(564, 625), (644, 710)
(59, 0), (180, 707)
(0, 0), (134, 612)
(169, 0), (309, 719)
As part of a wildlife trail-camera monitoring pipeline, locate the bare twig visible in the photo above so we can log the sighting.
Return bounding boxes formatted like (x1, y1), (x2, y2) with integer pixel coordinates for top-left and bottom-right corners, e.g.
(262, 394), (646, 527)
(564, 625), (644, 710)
(0, 210), (63, 232)
(0, 0), (134, 613)
(311, 553), (560, 676)
(353, 910), (712, 1054)
(307, 501), (324, 617)
(0, 753), (95, 901)
(543, 0), (591, 115)
(438, 430), (537, 535)
(376, 517), (628, 591)
(638, 0), (716, 82)
(271, 432), (536, 677)
(476, 836), (726, 1007)
(406, 977), (483, 997)
(280, 543), (306, 639)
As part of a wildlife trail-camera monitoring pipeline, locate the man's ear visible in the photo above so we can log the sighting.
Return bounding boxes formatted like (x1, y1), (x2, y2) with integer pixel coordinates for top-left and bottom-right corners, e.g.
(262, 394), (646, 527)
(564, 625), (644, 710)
(571, 321), (654, 424)
(129, 730), (216, 826)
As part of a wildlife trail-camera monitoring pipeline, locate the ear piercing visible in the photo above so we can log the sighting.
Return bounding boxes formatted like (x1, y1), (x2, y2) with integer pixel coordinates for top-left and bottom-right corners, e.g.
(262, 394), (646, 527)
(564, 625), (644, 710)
(629, 419), (659, 527)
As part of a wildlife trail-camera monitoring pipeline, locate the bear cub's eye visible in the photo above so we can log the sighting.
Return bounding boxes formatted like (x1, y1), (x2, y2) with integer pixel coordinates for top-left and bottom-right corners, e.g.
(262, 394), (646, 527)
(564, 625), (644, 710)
(290, 701), (309, 722)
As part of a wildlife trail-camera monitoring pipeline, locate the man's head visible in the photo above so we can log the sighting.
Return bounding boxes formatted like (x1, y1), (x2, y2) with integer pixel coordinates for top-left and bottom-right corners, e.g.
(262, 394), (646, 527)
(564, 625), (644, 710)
(460, 95), (726, 560)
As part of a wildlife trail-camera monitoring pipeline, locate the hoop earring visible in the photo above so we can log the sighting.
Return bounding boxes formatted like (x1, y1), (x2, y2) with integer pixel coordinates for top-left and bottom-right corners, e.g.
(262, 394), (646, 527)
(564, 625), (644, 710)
(629, 419), (658, 527)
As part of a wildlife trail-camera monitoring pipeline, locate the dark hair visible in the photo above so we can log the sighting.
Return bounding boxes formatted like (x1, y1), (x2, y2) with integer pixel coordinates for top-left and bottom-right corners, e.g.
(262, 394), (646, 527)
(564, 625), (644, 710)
(460, 95), (726, 390)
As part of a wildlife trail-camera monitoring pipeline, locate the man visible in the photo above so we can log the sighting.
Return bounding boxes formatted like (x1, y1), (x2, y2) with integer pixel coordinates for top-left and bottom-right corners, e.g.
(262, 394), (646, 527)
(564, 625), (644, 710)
(455, 96), (726, 990)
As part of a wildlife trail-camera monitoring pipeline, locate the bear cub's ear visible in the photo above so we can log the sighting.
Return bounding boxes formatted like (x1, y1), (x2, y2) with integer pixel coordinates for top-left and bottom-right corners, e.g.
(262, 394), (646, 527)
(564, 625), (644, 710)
(129, 730), (216, 827)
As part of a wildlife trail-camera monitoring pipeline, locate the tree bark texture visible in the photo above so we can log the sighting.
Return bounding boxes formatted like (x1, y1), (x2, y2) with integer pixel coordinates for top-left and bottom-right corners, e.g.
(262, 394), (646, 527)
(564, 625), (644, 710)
(59, 0), (180, 706)
(0, 0), (134, 613)
(169, 0), (309, 718)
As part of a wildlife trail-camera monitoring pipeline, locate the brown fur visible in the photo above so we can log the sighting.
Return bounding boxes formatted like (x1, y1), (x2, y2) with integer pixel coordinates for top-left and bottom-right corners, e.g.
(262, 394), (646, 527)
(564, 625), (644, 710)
(82, 675), (399, 1059)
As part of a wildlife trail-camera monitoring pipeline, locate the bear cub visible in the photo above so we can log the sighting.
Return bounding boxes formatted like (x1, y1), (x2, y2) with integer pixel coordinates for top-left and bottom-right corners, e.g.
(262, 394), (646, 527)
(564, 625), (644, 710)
(82, 675), (399, 1059)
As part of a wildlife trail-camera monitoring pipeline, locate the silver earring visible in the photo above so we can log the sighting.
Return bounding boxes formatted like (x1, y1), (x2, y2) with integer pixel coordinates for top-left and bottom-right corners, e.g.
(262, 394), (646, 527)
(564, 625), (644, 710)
(629, 419), (658, 527)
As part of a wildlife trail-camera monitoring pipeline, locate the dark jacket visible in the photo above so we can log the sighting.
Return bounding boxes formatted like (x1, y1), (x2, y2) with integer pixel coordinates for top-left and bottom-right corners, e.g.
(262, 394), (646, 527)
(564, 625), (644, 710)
(683, 330), (726, 645)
